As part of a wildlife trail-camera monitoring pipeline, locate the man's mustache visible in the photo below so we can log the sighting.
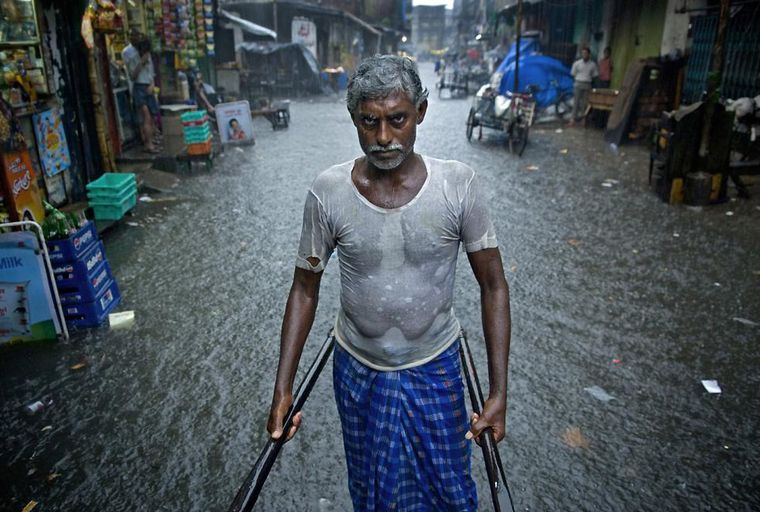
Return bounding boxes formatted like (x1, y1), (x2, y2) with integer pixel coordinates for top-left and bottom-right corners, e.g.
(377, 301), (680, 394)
(367, 144), (404, 153)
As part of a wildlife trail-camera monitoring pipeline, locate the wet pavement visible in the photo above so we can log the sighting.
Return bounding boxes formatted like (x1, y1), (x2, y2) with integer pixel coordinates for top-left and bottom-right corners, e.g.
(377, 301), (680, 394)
(2, 65), (759, 512)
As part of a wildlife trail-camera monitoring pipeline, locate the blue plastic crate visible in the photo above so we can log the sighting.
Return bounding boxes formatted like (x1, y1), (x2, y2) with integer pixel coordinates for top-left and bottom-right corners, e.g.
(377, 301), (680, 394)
(55, 259), (114, 303)
(46, 221), (98, 263)
(64, 279), (121, 328)
(52, 240), (106, 293)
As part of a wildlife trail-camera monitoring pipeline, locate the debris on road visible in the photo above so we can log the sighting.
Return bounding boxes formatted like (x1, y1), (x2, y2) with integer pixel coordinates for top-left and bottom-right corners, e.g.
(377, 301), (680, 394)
(584, 385), (616, 402)
(567, 239), (581, 246)
(561, 427), (590, 448)
(70, 361), (87, 371)
(732, 317), (758, 327)
(525, 165), (539, 171)
(21, 501), (38, 512)
(23, 400), (50, 416)
(725, 211), (734, 216)
(555, 128), (563, 133)
(701, 380), (722, 394)
(560, 148), (569, 154)
(109, 311), (135, 330)
(138, 195), (155, 203)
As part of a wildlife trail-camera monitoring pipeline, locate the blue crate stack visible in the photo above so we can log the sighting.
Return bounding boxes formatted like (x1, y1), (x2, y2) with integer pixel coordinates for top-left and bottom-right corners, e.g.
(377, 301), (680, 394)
(46, 222), (121, 327)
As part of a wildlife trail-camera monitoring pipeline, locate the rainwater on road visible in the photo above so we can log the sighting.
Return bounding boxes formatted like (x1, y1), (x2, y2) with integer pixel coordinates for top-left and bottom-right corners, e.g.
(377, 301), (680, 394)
(1, 65), (759, 512)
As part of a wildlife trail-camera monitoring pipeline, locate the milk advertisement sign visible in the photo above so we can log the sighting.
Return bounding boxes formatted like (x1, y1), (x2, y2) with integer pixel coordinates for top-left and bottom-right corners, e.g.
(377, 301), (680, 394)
(0, 231), (62, 344)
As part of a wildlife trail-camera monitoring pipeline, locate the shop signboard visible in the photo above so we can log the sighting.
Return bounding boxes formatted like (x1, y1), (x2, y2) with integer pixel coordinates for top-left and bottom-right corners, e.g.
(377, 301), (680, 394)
(32, 108), (71, 177)
(0, 149), (46, 222)
(292, 17), (317, 60)
(215, 101), (254, 144)
(0, 231), (62, 345)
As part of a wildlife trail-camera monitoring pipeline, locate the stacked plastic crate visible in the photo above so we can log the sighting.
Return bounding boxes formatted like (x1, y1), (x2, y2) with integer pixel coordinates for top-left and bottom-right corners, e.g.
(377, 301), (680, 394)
(181, 110), (212, 155)
(46, 221), (121, 327)
(87, 173), (138, 221)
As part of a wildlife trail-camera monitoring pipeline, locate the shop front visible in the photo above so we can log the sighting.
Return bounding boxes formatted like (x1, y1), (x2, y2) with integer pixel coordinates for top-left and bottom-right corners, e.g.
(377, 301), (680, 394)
(1, 0), (103, 218)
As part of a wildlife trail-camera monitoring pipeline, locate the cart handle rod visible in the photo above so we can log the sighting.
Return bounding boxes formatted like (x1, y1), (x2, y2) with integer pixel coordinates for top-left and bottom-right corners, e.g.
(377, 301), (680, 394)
(459, 331), (515, 512)
(228, 330), (335, 512)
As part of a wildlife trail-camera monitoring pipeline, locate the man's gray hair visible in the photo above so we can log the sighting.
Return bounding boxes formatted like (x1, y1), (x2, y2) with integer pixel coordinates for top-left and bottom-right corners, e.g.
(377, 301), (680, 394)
(346, 55), (429, 115)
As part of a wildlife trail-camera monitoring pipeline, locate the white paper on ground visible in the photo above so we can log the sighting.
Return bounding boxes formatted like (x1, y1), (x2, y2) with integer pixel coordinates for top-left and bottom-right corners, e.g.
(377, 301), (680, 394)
(732, 317), (758, 327)
(584, 385), (615, 402)
(701, 380), (722, 394)
(109, 311), (135, 329)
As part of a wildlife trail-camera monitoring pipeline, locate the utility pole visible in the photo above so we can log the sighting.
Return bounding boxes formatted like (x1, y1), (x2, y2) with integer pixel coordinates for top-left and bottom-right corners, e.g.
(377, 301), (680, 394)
(273, 0), (278, 43)
(513, 0), (523, 93)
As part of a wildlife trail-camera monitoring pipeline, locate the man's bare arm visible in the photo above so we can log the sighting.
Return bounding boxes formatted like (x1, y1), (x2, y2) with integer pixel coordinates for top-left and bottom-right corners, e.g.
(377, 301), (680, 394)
(267, 264), (323, 440)
(465, 247), (511, 443)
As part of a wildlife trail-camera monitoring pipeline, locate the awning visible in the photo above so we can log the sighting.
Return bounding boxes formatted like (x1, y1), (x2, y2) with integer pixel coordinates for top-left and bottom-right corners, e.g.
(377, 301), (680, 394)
(344, 11), (381, 37)
(219, 9), (277, 39)
(498, 0), (544, 18)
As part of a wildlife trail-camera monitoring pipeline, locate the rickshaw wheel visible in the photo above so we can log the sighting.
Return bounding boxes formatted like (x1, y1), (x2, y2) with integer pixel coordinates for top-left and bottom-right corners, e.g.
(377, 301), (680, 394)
(504, 120), (515, 153)
(516, 123), (529, 156)
(555, 93), (572, 119)
(466, 108), (476, 141)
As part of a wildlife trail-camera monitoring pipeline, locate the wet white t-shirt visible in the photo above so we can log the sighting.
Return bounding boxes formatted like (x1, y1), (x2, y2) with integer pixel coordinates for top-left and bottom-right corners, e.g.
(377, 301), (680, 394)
(296, 155), (498, 370)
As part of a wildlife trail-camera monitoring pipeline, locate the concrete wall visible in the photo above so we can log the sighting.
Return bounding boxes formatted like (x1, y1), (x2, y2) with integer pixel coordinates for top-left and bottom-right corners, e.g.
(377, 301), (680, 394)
(609, 0), (667, 87)
(660, 0), (707, 57)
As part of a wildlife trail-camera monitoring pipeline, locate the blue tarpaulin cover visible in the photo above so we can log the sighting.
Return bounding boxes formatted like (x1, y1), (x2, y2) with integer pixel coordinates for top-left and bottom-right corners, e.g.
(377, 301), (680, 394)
(496, 54), (574, 109)
(500, 38), (541, 70)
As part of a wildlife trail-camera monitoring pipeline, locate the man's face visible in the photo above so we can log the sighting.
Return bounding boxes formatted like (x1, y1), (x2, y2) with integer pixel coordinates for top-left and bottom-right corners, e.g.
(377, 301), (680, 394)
(352, 90), (427, 171)
(582, 49), (590, 61)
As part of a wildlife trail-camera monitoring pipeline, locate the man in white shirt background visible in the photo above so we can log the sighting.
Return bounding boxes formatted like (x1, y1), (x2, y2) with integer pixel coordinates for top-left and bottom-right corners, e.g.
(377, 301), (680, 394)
(569, 47), (599, 126)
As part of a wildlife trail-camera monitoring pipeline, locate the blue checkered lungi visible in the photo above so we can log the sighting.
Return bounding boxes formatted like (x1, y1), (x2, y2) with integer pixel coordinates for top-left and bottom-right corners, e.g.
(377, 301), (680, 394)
(333, 340), (478, 511)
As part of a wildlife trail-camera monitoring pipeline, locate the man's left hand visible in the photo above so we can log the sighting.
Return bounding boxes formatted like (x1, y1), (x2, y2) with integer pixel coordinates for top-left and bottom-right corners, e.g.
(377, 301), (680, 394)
(465, 396), (506, 444)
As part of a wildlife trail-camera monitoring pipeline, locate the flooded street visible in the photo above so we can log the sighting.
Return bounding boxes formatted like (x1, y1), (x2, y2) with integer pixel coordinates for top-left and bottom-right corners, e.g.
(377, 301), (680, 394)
(2, 65), (759, 511)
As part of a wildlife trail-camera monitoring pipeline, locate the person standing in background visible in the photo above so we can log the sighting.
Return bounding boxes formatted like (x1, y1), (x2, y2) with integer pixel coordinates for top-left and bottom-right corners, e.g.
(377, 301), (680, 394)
(123, 29), (160, 153)
(597, 47), (613, 89)
(569, 47), (599, 126)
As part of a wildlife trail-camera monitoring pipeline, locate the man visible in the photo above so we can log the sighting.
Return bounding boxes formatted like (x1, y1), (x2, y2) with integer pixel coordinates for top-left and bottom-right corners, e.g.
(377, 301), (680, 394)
(597, 46), (613, 89)
(569, 47), (599, 125)
(267, 55), (511, 511)
(192, 70), (216, 116)
(122, 30), (159, 153)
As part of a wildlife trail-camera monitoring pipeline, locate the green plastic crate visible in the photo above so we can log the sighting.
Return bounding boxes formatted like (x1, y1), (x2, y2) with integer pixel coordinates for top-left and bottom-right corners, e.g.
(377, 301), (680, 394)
(87, 182), (137, 204)
(180, 110), (208, 123)
(86, 173), (136, 203)
(90, 190), (137, 221)
(183, 125), (211, 142)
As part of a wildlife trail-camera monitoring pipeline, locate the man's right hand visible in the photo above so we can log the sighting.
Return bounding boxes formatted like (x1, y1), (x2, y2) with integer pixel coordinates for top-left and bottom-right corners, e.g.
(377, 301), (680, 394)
(267, 392), (302, 441)
(140, 52), (150, 64)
